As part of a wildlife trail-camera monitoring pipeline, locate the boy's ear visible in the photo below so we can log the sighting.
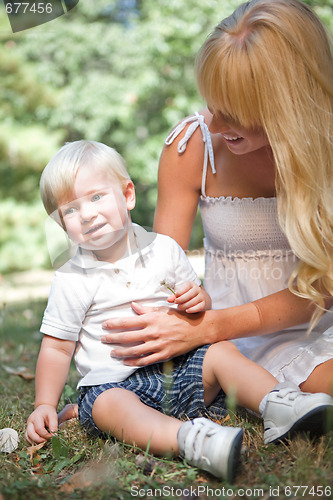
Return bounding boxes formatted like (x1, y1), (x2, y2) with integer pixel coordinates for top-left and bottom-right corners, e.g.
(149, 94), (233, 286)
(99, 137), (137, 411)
(124, 180), (136, 211)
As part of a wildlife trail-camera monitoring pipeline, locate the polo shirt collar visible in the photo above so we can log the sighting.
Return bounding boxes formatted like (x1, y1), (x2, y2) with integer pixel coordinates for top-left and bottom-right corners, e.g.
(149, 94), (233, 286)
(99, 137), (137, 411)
(70, 224), (156, 271)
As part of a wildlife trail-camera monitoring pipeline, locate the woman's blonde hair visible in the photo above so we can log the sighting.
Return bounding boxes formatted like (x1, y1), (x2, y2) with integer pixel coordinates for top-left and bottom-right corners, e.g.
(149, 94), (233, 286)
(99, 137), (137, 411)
(40, 140), (131, 216)
(196, 0), (333, 325)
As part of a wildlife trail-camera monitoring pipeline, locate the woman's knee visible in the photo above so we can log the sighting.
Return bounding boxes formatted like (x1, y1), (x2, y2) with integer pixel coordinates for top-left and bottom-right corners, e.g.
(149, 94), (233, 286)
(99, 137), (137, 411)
(300, 359), (333, 395)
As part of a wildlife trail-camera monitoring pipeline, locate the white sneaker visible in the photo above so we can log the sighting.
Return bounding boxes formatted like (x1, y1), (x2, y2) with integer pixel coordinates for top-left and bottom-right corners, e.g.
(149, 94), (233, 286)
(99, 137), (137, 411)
(177, 417), (243, 482)
(263, 382), (333, 444)
(0, 428), (19, 453)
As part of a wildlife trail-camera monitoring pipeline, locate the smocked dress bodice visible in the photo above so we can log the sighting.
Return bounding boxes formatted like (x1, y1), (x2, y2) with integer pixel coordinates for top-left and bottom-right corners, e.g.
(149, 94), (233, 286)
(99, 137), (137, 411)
(165, 113), (333, 385)
(199, 194), (297, 309)
(200, 195), (289, 255)
(166, 112), (297, 308)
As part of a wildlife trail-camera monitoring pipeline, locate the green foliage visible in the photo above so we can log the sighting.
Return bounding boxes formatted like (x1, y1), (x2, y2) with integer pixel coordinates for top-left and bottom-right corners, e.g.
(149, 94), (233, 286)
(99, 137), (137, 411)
(1, 287), (333, 500)
(0, 199), (49, 273)
(0, 43), (63, 203)
(0, 301), (333, 500)
(306, 0), (333, 29)
(1, 0), (333, 272)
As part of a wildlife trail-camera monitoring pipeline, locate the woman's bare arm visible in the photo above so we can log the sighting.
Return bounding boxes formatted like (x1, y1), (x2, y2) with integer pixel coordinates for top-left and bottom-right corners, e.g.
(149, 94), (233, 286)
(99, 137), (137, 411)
(101, 280), (322, 367)
(153, 123), (204, 249)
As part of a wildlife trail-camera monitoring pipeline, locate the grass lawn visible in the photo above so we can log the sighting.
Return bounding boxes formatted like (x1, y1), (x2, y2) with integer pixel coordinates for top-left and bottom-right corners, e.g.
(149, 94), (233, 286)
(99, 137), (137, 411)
(0, 298), (332, 500)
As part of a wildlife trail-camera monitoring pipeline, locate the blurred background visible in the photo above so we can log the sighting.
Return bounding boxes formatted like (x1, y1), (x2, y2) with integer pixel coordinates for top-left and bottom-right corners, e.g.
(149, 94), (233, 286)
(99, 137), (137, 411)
(1, 0), (333, 278)
(1, 5), (332, 495)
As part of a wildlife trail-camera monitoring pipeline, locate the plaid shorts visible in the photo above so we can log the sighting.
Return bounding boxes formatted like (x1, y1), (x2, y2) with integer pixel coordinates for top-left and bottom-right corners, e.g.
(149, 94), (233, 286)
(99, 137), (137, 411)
(78, 344), (227, 436)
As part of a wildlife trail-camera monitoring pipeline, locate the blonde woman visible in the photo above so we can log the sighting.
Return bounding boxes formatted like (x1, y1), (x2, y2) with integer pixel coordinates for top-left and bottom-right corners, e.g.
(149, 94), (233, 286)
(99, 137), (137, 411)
(101, 0), (333, 400)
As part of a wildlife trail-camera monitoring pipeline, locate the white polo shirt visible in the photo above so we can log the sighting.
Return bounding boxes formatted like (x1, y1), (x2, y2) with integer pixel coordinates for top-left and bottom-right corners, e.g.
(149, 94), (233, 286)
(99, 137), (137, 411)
(40, 224), (201, 387)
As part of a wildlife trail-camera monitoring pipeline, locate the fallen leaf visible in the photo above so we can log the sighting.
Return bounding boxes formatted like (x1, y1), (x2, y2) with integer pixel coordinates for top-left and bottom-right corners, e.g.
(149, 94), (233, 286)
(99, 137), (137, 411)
(18, 372), (35, 380)
(27, 441), (46, 464)
(3, 365), (35, 380)
(60, 461), (116, 493)
(60, 470), (92, 494)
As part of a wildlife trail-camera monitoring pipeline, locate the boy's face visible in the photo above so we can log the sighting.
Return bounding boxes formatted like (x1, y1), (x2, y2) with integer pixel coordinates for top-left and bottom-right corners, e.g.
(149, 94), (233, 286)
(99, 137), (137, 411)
(59, 164), (135, 262)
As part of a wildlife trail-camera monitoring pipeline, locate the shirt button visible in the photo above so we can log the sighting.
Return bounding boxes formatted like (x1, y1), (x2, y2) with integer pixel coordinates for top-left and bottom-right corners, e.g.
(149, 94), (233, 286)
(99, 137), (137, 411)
(114, 269), (120, 274)
(126, 282), (131, 287)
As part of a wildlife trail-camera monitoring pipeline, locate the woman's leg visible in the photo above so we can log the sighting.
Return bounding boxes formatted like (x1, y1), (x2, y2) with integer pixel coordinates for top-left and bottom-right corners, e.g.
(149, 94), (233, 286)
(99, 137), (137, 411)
(202, 342), (333, 445)
(300, 359), (333, 395)
(202, 341), (277, 413)
(92, 387), (182, 455)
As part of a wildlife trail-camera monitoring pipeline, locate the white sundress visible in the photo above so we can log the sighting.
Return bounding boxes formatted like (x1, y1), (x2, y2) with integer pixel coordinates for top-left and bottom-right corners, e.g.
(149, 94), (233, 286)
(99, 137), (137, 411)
(165, 113), (333, 386)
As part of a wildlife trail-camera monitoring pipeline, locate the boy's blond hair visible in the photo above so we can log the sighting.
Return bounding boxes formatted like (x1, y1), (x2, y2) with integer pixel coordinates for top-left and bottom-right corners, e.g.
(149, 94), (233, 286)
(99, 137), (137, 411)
(40, 140), (131, 216)
(196, 0), (333, 325)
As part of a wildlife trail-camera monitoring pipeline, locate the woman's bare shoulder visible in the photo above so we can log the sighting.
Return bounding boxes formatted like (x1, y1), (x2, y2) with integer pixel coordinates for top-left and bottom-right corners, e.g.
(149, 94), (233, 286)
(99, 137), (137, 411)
(159, 109), (211, 185)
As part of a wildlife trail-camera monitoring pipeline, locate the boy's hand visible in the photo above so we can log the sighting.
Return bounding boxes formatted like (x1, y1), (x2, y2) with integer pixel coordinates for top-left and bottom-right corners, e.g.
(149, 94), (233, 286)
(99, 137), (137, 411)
(25, 404), (58, 444)
(167, 281), (212, 313)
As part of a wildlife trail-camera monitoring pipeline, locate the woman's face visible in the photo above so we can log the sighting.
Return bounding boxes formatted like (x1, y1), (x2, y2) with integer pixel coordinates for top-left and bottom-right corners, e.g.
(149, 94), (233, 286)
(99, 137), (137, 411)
(208, 109), (270, 155)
